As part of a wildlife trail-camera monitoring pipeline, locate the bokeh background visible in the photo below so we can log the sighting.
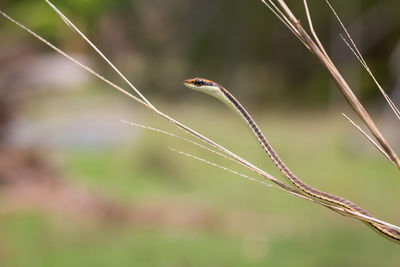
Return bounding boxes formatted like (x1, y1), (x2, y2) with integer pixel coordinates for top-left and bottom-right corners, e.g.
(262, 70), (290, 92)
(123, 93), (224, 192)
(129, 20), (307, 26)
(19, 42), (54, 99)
(1, 0), (400, 266)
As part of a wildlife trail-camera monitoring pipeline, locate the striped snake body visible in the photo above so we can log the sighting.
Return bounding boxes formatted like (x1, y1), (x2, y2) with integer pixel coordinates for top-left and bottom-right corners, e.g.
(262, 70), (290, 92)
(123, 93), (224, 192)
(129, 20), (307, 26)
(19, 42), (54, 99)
(184, 77), (400, 244)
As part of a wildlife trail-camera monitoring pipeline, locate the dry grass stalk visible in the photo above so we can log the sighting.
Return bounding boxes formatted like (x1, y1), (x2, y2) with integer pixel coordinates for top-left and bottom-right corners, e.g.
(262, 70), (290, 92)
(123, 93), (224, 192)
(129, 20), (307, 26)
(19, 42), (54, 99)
(326, 0), (400, 122)
(262, 0), (400, 169)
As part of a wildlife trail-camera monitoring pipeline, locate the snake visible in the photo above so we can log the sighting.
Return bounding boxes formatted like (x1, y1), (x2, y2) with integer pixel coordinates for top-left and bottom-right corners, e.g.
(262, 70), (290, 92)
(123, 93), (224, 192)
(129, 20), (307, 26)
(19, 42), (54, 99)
(183, 77), (400, 244)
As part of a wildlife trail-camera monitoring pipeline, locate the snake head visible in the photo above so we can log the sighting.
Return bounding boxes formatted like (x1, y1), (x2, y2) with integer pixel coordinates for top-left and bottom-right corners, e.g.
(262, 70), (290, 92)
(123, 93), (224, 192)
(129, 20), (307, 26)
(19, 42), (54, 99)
(183, 78), (222, 97)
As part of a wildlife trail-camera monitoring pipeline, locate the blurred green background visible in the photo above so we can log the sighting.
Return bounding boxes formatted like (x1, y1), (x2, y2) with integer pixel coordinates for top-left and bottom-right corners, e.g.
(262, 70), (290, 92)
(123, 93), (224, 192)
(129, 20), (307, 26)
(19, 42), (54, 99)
(1, 0), (400, 266)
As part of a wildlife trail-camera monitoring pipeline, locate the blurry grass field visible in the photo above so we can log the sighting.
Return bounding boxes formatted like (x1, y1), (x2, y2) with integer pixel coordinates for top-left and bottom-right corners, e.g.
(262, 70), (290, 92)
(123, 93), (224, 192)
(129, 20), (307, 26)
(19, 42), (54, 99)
(1, 104), (399, 266)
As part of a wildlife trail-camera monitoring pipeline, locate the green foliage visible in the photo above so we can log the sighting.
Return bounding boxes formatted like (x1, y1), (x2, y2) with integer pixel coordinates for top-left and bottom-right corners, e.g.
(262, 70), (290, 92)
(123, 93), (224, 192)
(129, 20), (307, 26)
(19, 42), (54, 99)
(1, 110), (399, 266)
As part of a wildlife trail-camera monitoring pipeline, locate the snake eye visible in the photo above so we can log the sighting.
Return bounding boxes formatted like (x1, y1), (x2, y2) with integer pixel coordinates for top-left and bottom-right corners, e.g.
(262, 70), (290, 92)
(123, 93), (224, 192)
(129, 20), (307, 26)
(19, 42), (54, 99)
(194, 79), (203, 86)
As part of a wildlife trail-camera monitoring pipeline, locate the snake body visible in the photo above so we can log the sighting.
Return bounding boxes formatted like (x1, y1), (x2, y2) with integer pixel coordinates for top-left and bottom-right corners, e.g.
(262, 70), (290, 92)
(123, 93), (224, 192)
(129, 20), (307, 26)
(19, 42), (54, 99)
(184, 77), (400, 244)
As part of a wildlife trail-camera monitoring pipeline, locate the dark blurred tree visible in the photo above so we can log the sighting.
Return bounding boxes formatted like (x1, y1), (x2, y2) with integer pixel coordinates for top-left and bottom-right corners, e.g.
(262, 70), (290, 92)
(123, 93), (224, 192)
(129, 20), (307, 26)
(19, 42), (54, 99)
(1, 0), (400, 107)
